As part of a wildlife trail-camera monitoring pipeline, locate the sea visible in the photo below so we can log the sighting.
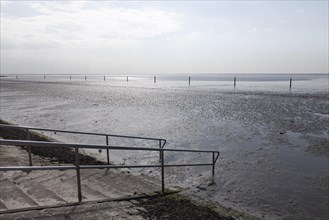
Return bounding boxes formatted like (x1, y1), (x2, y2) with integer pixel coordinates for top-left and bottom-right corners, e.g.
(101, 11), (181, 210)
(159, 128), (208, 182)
(2, 73), (328, 92)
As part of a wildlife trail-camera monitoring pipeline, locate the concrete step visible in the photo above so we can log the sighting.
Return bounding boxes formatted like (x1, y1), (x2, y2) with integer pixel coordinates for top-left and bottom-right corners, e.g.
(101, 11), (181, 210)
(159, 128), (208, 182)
(0, 200), (7, 210)
(79, 183), (110, 201)
(81, 175), (128, 198)
(89, 170), (140, 195)
(0, 167), (160, 211)
(15, 170), (75, 184)
(15, 178), (67, 206)
(94, 170), (160, 195)
(0, 170), (28, 181)
(0, 178), (38, 210)
(80, 169), (134, 192)
(56, 173), (110, 201)
(39, 174), (80, 203)
(0, 145), (160, 213)
(128, 173), (161, 191)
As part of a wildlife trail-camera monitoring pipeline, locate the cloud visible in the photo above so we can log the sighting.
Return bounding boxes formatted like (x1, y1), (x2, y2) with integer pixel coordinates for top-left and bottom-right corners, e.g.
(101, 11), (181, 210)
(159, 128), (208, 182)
(251, 26), (273, 33)
(30, 1), (87, 13)
(0, 0), (10, 7)
(296, 9), (304, 14)
(186, 31), (202, 40)
(1, 2), (180, 50)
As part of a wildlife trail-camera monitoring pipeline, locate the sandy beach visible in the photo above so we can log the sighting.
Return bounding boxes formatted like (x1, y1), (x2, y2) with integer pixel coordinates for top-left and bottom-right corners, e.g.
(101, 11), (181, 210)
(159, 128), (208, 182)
(0, 79), (328, 219)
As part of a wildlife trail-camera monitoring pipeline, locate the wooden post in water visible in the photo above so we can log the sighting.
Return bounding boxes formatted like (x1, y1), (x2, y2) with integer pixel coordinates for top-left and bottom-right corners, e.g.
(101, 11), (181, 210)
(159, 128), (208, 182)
(154, 76), (156, 83)
(127, 76), (128, 82)
(70, 75), (72, 80)
(234, 77), (236, 89)
(16, 75), (18, 79)
(104, 76), (105, 81)
(85, 75), (87, 81)
(289, 78), (292, 91)
(189, 76), (191, 86)
(44, 75), (46, 80)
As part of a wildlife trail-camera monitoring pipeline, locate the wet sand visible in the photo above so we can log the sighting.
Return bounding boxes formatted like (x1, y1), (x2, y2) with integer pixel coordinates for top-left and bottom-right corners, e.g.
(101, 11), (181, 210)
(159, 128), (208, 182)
(0, 79), (328, 219)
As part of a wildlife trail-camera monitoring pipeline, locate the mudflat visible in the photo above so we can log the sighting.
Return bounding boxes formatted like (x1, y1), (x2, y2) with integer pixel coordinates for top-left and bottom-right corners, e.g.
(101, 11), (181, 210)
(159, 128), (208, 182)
(1, 80), (328, 219)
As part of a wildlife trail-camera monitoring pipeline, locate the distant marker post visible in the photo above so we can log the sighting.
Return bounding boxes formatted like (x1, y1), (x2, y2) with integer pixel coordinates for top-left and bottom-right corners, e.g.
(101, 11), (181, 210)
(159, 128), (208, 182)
(289, 78), (292, 92)
(189, 76), (191, 86)
(234, 77), (236, 89)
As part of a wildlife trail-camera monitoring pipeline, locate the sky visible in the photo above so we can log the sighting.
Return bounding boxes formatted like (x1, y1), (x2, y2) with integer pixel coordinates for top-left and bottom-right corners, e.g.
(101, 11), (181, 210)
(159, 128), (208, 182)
(0, 0), (328, 74)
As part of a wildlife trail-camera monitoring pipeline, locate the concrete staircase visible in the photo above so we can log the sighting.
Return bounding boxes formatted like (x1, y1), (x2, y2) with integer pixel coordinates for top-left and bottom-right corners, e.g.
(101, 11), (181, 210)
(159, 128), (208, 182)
(0, 146), (161, 213)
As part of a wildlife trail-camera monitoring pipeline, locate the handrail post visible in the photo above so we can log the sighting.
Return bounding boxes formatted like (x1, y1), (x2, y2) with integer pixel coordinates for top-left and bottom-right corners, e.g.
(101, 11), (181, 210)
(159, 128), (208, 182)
(75, 147), (82, 203)
(160, 149), (165, 193)
(159, 140), (162, 161)
(212, 152), (215, 183)
(26, 129), (32, 166)
(106, 135), (110, 165)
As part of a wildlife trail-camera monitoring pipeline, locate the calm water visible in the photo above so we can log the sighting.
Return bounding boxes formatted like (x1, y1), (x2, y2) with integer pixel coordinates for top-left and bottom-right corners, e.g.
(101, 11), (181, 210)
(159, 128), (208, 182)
(2, 73), (328, 92)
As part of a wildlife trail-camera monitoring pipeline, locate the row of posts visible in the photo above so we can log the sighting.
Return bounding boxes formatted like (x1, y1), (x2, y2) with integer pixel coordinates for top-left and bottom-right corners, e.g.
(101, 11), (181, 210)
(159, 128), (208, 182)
(14, 75), (294, 90)
(149, 76), (293, 90)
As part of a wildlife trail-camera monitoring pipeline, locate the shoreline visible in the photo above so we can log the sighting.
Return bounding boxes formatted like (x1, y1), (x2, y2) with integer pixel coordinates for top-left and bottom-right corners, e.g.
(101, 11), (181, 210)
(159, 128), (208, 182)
(1, 77), (328, 95)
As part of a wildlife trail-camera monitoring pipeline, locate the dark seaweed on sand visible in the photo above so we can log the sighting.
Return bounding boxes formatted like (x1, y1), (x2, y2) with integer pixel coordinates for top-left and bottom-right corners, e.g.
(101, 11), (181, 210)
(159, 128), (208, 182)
(140, 196), (234, 220)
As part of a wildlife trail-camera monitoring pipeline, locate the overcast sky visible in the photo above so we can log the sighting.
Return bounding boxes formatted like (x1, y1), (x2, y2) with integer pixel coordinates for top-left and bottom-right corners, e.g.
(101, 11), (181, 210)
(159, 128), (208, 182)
(1, 0), (328, 74)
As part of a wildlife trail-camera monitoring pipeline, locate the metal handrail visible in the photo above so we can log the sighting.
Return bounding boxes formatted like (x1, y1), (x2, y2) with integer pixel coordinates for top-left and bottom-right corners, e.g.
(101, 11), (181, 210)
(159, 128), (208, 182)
(0, 139), (220, 203)
(0, 124), (166, 143)
(0, 124), (167, 164)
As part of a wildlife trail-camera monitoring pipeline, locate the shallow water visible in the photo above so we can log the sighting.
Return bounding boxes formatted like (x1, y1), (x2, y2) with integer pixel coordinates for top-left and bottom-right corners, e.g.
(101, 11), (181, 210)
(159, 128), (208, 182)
(0, 79), (328, 219)
(2, 73), (328, 92)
